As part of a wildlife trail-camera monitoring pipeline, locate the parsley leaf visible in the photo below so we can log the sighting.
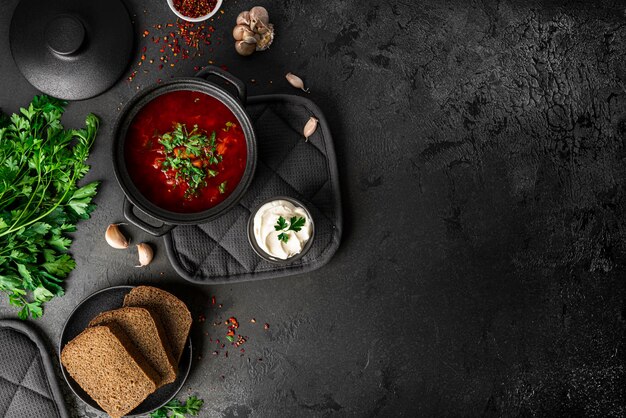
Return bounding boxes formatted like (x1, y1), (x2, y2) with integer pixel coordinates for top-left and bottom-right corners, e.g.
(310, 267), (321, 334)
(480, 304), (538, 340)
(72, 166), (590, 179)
(150, 396), (204, 418)
(274, 216), (306, 242)
(0, 95), (99, 319)
(218, 181), (227, 194)
(289, 216), (306, 232)
(274, 216), (288, 231)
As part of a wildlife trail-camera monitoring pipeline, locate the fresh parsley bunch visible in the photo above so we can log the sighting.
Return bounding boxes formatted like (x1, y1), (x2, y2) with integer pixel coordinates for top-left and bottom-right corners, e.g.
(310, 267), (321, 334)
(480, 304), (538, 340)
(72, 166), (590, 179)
(0, 95), (99, 319)
(150, 396), (204, 418)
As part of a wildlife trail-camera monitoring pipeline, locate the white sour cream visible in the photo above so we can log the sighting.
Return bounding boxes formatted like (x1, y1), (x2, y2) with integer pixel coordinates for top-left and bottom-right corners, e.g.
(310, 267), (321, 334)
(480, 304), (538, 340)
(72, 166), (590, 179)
(253, 200), (312, 260)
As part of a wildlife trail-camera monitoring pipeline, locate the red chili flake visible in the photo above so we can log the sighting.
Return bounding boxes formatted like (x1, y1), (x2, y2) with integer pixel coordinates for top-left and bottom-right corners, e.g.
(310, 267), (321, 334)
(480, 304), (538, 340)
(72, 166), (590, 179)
(240, 348), (245, 353)
(211, 296), (216, 306)
(212, 351), (218, 355)
(142, 30), (149, 37)
(264, 323), (270, 330)
(172, 0), (218, 20)
(251, 318), (256, 323)
(142, 46), (147, 53)
(140, 54), (146, 61)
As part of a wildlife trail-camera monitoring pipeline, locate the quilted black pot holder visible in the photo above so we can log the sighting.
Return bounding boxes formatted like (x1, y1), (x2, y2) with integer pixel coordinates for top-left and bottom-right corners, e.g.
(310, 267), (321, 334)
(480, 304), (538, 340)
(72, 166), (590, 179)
(165, 94), (342, 284)
(0, 319), (69, 418)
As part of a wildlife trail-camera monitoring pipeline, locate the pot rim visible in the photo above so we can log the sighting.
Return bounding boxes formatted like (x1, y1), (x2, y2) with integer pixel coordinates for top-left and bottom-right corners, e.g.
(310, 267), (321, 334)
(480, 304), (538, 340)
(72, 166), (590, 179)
(112, 76), (257, 225)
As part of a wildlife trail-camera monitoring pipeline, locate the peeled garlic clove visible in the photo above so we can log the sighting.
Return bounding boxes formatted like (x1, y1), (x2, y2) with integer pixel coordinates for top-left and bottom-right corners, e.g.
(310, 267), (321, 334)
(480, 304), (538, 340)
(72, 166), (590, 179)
(286, 72), (310, 93)
(256, 23), (274, 50)
(303, 117), (319, 141)
(136, 243), (154, 267)
(236, 10), (251, 26)
(233, 24), (254, 41)
(235, 39), (256, 56)
(105, 224), (129, 249)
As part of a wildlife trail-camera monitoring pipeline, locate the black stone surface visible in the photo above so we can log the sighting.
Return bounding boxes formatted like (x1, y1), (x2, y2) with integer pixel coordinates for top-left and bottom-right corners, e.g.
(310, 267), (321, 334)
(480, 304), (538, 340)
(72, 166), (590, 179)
(1, 0), (625, 416)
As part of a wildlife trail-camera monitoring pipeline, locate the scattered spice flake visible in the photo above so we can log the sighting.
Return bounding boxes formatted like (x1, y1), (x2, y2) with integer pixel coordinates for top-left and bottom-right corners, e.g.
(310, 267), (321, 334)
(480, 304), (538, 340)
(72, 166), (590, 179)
(143, 30), (149, 37)
(218, 304), (223, 308)
(251, 318), (256, 323)
(198, 314), (206, 322)
(212, 351), (219, 355)
(264, 323), (270, 330)
(211, 296), (216, 305)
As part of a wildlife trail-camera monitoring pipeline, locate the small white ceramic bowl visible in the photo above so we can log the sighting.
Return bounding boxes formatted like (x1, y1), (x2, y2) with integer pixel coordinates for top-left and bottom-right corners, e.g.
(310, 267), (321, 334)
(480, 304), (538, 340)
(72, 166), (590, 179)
(166, 0), (223, 23)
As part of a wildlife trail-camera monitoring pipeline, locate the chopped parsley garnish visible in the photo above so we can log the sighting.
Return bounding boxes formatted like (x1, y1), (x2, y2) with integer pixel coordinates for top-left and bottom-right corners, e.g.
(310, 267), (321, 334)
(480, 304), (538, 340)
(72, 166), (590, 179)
(150, 395), (204, 418)
(274, 216), (306, 243)
(158, 123), (223, 198)
(218, 181), (227, 194)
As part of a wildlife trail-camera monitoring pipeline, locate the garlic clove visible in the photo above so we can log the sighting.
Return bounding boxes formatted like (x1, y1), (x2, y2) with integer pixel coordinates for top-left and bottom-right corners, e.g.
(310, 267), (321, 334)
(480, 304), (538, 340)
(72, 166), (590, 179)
(249, 6), (269, 31)
(235, 39), (256, 56)
(105, 224), (129, 249)
(286, 72), (310, 93)
(236, 10), (251, 26)
(233, 24), (254, 41)
(303, 117), (319, 141)
(136, 243), (154, 267)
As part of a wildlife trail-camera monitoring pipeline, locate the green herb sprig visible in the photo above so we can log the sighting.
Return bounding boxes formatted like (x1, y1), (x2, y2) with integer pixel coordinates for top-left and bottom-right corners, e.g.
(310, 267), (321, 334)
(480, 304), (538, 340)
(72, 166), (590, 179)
(0, 95), (99, 319)
(274, 216), (306, 243)
(159, 123), (221, 198)
(150, 396), (204, 418)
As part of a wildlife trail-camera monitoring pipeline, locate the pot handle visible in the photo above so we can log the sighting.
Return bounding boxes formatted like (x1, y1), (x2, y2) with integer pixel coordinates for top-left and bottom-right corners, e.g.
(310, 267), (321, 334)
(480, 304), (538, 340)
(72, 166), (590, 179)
(123, 198), (175, 237)
(195, 65), (247, 104)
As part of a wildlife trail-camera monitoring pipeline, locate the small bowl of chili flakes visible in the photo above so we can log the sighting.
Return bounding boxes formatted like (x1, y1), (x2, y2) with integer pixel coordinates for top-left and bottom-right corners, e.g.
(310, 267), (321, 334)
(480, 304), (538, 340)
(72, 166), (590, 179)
(167, 0), (222, 22)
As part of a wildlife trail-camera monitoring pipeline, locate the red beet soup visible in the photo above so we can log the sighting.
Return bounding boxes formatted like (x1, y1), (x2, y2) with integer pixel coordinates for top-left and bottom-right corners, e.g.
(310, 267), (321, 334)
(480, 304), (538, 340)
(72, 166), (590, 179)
(124, 90), (247, 213)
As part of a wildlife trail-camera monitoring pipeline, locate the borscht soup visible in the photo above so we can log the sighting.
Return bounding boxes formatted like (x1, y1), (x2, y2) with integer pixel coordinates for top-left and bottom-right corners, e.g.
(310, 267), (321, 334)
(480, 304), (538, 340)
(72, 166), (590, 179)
(124, 90), (247, 213)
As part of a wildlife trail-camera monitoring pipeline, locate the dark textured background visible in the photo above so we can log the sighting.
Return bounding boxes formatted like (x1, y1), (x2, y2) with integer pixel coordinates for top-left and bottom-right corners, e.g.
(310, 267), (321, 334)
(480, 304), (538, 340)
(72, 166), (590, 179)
(1, 0), (625, 416)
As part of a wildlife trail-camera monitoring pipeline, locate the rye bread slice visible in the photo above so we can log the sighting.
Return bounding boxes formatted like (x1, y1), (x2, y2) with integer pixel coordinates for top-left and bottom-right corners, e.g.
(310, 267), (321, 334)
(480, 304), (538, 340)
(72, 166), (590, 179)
(123, 286), (192, 363)
(89, 307), (177, 388)
(60, 324), (159, 418)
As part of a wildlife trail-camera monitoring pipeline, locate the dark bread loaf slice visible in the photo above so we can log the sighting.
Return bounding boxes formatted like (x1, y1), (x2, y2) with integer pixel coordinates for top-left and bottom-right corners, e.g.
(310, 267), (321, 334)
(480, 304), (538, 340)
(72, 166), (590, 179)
(60, 324), (159, 418)
(123, 286), (192, 363)
(89, 307), (177, 387)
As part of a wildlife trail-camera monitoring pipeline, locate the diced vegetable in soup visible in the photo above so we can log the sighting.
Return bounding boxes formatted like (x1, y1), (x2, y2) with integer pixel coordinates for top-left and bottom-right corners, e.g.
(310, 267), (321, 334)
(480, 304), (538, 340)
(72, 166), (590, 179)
(124, 90), (247, 213)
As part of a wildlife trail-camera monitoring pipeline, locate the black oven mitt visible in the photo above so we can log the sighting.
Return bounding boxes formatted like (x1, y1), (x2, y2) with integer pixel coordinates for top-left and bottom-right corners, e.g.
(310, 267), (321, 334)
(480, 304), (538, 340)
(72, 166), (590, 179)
(0, 319), (69, 418)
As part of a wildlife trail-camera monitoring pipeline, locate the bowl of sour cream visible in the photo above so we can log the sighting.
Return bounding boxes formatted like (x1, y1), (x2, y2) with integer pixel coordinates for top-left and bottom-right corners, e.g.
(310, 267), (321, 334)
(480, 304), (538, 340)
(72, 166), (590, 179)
(247, 197), (314, 263)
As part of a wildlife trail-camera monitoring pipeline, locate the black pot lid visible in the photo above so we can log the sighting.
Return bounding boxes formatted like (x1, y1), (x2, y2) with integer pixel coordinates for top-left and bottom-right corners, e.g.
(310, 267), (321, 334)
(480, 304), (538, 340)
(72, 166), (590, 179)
(10, 0), (133, 100)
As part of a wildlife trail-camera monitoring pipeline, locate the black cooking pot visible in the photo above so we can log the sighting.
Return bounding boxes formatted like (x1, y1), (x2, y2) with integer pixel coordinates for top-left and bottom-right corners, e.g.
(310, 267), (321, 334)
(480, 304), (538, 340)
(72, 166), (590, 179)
(112, 66), (257, 236)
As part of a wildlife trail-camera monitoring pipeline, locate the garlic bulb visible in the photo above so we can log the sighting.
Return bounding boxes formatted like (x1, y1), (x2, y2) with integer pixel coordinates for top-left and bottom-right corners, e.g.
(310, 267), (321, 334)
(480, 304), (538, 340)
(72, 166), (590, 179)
(233, 6), (274, 56)
(286, 73), (310, 93)
(303, 117), (319, 141)
(105, 224), (129, 249)
(136, 243), (154, 267)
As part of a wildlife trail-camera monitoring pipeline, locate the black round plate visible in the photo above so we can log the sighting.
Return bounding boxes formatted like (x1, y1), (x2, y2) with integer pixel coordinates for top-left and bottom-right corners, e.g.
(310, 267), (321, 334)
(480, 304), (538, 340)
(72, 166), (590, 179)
(59, 285), (192, 417)
(10, 0), (133, 100)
